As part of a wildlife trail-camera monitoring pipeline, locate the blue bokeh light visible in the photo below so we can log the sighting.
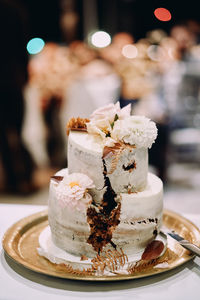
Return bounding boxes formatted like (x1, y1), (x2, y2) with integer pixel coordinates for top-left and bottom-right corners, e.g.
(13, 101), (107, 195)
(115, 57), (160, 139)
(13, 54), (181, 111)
(26, 38), (45, 55)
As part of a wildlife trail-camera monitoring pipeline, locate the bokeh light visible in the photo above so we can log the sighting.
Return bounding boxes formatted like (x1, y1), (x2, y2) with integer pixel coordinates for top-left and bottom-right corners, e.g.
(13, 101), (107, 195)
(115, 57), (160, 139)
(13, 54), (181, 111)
(27, 38), (45, 54)
(122, 44), (138, 59)
(147, 45), (165, 61)
(154, 8), (172, 22)
(90, 31), (111, 48)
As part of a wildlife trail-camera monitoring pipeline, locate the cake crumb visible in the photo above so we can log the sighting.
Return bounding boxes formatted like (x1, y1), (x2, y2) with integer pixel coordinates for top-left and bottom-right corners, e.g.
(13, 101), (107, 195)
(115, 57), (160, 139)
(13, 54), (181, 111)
(80, 255), (88, 261)
(123, 161), (136, 172)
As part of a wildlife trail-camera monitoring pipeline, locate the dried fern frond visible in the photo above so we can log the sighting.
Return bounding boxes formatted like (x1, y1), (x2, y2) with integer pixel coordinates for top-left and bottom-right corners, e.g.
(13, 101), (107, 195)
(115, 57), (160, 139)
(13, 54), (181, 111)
(103, 142), (136, 174)
(102, 143), (123, 159)
(128, 258), (159, 274)
(58, 263), (94, 276)
(108, 146), (124, 174)
(66, 117), (89, 135)
(55, 248), (128, 276)
(91, 248), (128, 272)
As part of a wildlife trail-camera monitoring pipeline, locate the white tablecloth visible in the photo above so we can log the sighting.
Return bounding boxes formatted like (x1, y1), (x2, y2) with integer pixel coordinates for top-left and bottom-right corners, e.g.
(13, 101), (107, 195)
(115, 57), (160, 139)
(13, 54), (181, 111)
(1, 203), (200, 300)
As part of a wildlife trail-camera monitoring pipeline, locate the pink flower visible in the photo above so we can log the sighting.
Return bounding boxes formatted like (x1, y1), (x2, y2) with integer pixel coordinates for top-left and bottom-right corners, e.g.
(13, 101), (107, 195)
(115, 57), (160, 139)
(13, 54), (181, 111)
(56, 173), (95, 211)
(90, 101), (131, 122)
(87, 102), (131, 140)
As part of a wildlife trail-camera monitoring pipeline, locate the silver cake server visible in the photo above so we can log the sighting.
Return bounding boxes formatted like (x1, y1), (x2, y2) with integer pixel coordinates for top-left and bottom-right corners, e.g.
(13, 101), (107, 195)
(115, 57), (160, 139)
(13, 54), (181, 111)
(160, 229), (200, 257)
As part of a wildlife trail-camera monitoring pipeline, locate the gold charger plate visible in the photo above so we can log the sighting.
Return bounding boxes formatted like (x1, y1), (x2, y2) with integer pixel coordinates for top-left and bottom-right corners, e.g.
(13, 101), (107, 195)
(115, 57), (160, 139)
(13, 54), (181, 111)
(2, 209), (200, 281)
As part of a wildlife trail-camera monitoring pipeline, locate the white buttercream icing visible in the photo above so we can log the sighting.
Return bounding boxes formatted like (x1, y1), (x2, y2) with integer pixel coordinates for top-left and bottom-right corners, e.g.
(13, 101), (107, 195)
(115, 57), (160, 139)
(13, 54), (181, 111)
(68, 131), (148, 200)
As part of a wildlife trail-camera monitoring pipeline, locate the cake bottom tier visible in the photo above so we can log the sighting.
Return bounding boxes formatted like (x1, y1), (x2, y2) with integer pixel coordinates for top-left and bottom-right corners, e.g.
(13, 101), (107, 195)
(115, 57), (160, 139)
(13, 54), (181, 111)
(48, 169), (163, 258)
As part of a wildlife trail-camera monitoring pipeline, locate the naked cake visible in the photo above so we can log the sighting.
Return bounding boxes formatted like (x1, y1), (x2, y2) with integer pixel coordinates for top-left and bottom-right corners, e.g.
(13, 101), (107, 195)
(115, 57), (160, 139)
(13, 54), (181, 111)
(47, 102), (163, 259)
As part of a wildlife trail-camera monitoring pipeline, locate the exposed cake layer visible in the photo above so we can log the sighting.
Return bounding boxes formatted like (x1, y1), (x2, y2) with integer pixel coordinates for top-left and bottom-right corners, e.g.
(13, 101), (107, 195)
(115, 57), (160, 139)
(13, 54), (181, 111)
(68, 131), (148, 203)
(48, 169), (163, 258)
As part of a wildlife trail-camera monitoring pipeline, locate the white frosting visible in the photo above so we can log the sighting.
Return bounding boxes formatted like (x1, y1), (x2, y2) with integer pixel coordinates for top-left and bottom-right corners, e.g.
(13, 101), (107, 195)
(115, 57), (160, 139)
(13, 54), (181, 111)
(48, 172), (95, 257)
(48, 169), (163, 258)
(120, 173), (163, 219)
(113, 173), (163, 255)
(68, 131), (148, 202)
(37, 226), (92, 269)
(69, 131), (103, 153)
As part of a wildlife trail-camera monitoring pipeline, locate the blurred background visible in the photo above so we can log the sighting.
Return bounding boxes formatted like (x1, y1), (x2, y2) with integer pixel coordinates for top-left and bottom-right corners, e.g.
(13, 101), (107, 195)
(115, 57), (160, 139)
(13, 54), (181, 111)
(0, 0), (200, 213)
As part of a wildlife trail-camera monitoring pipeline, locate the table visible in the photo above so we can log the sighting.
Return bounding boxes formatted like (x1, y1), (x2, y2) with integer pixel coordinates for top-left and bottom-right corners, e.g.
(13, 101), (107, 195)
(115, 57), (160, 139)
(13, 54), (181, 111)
(1, 203), (200, 300)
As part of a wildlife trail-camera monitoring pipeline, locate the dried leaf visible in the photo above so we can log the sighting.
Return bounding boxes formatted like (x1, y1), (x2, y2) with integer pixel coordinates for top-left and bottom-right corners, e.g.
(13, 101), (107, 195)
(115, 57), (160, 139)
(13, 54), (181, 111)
(80, 255), (88, 261)
(103, 142), (136, 174)
(51, 176), (64, 183)
(66, 117), (89, 135)
(141, 240), (164, 260)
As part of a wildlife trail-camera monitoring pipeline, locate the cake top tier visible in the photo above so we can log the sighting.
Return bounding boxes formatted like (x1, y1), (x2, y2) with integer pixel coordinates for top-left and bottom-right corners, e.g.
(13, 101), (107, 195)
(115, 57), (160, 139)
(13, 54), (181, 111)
(67, 102), (157, 149)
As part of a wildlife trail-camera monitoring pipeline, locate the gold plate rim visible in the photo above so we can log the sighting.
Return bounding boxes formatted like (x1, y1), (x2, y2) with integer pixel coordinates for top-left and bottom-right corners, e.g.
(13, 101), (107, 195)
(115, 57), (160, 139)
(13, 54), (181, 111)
(2, 209), (200, 281)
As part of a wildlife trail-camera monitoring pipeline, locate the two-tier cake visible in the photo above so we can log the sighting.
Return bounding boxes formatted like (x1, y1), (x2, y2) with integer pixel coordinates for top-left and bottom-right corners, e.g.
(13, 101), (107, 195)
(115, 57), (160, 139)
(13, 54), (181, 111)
(47, 102), (163, 260)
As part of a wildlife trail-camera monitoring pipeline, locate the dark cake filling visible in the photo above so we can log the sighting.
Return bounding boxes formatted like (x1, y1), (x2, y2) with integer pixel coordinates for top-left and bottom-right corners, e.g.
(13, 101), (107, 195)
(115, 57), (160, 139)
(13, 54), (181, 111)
(123, 161), (136, 172)
(87, 158), (121, 254)
(101, 158), (117, 215)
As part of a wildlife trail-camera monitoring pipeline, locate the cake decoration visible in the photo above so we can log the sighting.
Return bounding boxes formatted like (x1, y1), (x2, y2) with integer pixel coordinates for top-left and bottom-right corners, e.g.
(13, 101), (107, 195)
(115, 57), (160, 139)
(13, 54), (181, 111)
(141, 240), (165, 260)
(91, 248), (128, 272)
(111, 115), (158, 148)
(90, 101), (131, 123)
(66, 102), (157, 149)
(51, 175), (64, 183)
(55, 173), (95, 211)
(87, 101), (131, 146)
(85, 102), (157, 149)
(66, 117), (89, 135)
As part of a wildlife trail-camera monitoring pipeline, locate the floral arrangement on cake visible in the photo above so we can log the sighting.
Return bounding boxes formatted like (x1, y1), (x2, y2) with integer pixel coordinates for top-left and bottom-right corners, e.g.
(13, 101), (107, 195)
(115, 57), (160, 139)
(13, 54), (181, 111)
(86, 102), (157, 148)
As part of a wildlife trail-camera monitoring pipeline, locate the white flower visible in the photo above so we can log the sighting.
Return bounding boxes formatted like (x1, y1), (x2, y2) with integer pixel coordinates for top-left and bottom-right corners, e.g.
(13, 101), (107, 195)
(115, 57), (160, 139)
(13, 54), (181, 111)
(111, 116), (157, 148)
(87, 102), (131, 140)
(56, 173), (95, 211)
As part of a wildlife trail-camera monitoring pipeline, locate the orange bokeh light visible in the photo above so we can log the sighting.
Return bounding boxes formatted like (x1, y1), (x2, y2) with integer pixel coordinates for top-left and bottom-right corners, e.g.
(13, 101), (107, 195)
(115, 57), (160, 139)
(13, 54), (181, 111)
(154, 8), (172, 22)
